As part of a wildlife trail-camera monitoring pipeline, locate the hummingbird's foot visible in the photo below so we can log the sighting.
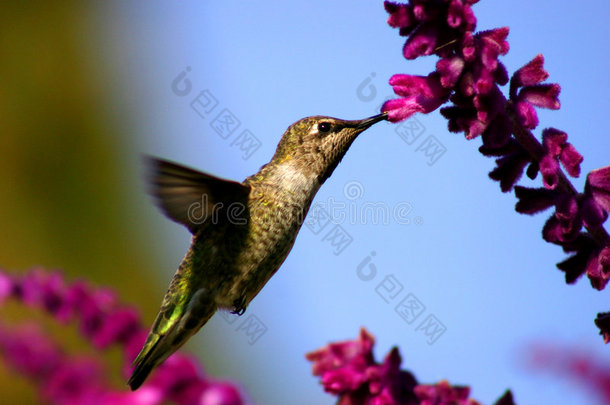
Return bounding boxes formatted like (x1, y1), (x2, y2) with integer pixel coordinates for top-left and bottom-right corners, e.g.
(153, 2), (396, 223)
(231, 297), (246, 316)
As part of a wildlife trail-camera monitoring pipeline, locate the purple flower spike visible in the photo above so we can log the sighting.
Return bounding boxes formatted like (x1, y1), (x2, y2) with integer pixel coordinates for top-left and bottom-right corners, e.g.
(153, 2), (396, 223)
(382, 0), (609, 329)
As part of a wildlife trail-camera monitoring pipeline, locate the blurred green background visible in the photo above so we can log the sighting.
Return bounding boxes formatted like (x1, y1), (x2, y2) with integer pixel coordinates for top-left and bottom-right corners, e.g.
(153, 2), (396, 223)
(0, 3), (162, 402)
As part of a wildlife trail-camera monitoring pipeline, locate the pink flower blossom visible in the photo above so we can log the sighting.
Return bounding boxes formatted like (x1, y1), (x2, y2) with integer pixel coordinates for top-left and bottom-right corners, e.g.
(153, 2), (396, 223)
(510, 54), (548, 92)
(308, 328), (511, 405)
(382, 73), (450, 122)
(0, 269), (250, 405)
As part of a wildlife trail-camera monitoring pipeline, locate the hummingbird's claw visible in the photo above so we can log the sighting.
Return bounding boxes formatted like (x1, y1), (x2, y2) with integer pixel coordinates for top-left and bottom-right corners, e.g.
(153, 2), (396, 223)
(231, 297), (246, 316)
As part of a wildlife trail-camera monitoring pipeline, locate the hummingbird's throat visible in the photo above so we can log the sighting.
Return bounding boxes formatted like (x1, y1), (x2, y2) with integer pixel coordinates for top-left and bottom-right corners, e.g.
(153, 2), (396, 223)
(270, 162), (320, 197)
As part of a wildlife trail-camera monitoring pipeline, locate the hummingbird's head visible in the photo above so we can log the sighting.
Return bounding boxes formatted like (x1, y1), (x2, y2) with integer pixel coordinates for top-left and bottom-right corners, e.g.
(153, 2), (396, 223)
(271, 112), (388, 184)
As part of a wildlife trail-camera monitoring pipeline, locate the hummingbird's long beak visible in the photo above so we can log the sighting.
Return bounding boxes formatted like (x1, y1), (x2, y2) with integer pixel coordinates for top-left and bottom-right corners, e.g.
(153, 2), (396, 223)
(355, 111), (388, 129)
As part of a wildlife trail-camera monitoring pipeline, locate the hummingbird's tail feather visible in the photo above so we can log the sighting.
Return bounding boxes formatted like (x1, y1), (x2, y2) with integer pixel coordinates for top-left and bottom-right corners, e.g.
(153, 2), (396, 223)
(128, 287), (217, 390)
(127, 333), (163, 390)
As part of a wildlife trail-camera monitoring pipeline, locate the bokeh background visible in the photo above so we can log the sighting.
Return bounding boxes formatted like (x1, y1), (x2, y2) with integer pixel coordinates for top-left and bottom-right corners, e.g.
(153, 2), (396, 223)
(1, 1), (608, 404)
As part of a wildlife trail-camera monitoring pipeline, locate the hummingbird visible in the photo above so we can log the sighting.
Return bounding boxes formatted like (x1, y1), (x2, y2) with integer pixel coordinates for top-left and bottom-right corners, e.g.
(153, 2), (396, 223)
(128, 112), (388, 390)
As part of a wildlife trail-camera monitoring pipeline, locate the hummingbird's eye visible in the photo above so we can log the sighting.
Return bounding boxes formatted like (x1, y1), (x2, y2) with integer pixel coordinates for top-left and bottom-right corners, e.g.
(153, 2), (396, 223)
(317, 122), (331, 133)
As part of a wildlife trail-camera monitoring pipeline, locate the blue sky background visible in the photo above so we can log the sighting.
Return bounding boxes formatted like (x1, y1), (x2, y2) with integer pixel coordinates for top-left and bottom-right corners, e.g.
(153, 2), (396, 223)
(92, 1), (609, 404)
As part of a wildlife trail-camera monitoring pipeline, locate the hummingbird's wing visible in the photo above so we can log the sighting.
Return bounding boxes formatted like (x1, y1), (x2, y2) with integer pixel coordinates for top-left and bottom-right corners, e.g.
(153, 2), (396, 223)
(145, 157), (251, 233)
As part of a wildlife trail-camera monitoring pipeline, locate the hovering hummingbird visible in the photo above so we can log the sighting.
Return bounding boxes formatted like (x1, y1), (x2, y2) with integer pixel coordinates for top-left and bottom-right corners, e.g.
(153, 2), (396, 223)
(128, 112), (388, 390)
